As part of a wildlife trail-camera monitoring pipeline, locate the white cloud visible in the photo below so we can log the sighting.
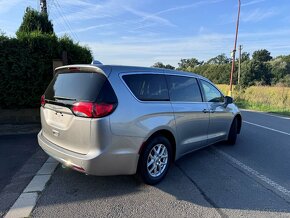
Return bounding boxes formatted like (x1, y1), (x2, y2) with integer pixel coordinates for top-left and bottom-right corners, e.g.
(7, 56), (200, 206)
(124, 7), (175, 27)
(53, 0), (225, 32)
(57, 24), (112, 34)
(124, 0), (224, 30)
(148, 0), (224, 17)
(52, 0), (136, 23)
(241, 0), (266, 7)
(56, 0), (93, 7)
(242, 8), (278, 22)
(82, 29), (290, 67)
(220, 7), (279, 24)
(82, 33), (229, 66)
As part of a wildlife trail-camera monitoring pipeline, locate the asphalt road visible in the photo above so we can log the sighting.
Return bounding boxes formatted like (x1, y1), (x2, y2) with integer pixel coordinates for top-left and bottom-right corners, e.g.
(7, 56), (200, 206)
(0, 133), (39, 192)
(0, 131), (47, 217)
(3, 110), (290, 217)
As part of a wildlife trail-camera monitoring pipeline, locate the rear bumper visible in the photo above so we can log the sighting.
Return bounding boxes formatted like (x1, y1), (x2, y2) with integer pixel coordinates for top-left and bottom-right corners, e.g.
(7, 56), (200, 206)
(38, 130), (139, 176)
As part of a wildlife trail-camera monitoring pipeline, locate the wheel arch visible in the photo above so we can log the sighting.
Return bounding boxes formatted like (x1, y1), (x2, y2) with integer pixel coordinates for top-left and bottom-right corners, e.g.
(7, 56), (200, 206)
(139, 129), (176, 162)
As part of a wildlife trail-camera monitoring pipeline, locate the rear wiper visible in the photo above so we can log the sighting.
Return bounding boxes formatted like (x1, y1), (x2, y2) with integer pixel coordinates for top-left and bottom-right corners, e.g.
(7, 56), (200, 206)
(54, 96), (77, 101)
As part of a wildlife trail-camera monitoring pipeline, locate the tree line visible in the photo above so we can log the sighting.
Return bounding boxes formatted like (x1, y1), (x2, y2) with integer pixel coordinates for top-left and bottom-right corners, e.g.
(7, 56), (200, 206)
(0, 7), (92, 108)
(152, 50), (290, 87)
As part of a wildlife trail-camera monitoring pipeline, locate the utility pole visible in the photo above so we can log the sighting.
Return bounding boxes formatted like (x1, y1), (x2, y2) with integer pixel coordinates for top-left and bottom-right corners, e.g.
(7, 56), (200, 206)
(238, 45), (242, 85)
(228, 0), (241, 97)
(40, 0), (47, 14)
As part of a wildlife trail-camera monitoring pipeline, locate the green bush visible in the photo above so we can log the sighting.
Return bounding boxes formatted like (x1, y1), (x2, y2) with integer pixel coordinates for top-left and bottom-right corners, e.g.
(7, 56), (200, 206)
(0, 33), (92, 109)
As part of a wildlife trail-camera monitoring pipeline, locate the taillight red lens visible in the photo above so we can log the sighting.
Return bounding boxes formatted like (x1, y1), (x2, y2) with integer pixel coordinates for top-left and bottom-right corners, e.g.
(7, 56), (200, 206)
(41, 95), (46, 106)
(72, 102), (94, 117)
(94, 103), (114, 118)
(72, 102), (115, 118)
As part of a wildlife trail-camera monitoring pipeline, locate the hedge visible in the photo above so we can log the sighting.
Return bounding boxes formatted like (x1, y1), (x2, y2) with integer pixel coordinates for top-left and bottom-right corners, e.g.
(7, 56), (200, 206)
(0, 33), (93, 108)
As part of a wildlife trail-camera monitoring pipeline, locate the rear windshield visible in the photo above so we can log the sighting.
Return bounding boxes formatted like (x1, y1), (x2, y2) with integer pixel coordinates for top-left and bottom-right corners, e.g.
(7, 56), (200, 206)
(45, 72), (116, 104)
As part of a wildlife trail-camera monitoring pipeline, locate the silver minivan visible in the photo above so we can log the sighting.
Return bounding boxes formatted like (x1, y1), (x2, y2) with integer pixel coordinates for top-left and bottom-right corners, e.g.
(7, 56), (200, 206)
(38, 65), (242, 184)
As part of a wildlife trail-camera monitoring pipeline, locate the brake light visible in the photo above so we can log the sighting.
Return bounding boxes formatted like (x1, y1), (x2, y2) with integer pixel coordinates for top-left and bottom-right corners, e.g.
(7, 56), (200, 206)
(72, 102), (115, 118)
(72, 102), (93, 117)
(67, 67), (81, 71)
(41, 95), (46, 106)
(94, 103), (114, 117)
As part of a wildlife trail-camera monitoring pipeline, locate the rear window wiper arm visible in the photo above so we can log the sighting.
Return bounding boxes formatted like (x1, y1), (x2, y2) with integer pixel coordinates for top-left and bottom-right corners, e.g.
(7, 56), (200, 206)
(54, 96), (77, 101)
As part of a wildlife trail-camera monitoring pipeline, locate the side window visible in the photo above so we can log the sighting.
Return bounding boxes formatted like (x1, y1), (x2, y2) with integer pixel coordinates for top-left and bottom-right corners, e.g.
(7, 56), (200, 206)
(167, 75), (202, 102)
(200, 80), (224, 102)
(123, 74), (169, 101)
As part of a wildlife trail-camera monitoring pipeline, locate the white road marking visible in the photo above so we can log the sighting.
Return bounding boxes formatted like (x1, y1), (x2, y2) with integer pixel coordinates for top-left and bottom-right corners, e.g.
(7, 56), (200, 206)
(243, 121), (290, 136)
(213, 148), (290, 201)
(4, 193), (38, 218)
(261, 113), (290, 120)
(23, 175), (51, 193)
(4, 158), (59, 218)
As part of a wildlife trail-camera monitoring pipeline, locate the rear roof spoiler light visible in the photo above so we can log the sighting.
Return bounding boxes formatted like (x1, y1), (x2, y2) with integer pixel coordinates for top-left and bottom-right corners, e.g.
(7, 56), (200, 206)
(67, 67), (81, 71)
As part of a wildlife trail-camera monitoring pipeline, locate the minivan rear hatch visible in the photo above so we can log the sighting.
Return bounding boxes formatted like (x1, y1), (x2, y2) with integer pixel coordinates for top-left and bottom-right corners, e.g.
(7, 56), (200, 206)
(41, 66), (117, 154)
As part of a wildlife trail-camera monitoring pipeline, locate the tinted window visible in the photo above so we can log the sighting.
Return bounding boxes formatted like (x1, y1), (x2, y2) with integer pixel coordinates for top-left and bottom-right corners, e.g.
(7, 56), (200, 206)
(200, 80), (224, 102)
(123, 74), (169, 101)
(96, 80), (118, 104)
(167, 76), (202, 102)
(45, 72), (115, 103)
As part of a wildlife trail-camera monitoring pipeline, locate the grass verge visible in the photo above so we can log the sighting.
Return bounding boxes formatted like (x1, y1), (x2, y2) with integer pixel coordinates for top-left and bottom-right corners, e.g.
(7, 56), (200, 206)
(217, 84), (290, 117)
(235, 100), (290, 117)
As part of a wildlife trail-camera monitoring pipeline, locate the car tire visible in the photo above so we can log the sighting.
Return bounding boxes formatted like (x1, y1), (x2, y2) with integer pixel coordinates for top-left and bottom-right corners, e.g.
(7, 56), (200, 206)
(138, 135), (172, 185)
(226, 117), (238, 145)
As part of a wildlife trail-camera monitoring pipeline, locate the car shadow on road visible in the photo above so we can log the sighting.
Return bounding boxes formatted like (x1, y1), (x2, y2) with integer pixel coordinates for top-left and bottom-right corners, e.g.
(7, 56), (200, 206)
(33, 144), (290, 216)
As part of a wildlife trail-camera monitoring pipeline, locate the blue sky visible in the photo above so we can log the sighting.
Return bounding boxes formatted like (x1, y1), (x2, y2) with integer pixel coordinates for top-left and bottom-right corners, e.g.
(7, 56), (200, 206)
(0, 0), (290, 66)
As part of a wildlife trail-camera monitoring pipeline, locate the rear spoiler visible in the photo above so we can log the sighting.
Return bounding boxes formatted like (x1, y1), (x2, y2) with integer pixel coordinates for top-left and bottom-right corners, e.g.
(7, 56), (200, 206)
(55, 65), (111, 77)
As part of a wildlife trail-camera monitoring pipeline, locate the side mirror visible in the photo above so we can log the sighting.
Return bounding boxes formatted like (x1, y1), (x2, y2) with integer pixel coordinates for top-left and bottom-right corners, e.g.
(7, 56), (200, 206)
(224, 96), (233, 105)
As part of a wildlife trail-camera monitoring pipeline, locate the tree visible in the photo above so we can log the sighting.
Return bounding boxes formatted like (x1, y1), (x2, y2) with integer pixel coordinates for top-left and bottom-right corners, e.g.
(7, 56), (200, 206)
(240, 60), (272, 87)
(252, 49), (272, 62)
(152, 62), (175, 70)
(177, 58), (201, 71)
(269, 55), (290, 84)
(207, 53), (230, 65)
(279, 74), (290, 87)
(16, 7), (54, 37)
(241, 52), (250, 62)
(194, 63), (232, 84)
(164, 64), (175, 70)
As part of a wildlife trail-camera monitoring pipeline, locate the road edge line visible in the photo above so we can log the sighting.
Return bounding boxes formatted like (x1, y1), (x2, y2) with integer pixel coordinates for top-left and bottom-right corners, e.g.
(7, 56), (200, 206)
(212, 147), (290, 204)
(4, 158), (58, 218)
(243, 121), (290, 136)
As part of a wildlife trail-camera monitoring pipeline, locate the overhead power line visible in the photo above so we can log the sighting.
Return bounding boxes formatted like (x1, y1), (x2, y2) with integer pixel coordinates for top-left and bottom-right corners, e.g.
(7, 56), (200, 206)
(47, 0), (80, 42)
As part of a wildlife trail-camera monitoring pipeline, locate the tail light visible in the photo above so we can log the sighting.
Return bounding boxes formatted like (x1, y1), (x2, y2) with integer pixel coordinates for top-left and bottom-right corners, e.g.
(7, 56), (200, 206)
(41, 95), (46, 106)
(72, 102), (115, 118)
